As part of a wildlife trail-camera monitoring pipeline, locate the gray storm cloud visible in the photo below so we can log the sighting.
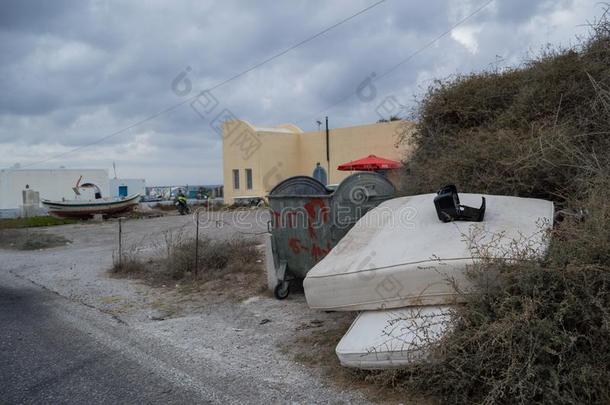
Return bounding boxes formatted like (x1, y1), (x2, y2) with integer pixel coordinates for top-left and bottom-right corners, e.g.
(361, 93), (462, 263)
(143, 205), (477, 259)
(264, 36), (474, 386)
(0, 0), (599, 184)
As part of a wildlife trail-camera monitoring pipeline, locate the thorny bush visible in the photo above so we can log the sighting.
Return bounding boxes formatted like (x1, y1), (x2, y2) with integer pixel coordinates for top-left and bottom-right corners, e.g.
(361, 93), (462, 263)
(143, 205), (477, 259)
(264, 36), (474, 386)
(379, 8), (610, 404)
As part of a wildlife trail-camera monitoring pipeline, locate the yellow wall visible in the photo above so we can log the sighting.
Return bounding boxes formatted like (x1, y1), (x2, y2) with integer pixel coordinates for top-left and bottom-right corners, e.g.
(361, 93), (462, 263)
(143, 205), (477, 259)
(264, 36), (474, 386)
(222, 119), (413, 204)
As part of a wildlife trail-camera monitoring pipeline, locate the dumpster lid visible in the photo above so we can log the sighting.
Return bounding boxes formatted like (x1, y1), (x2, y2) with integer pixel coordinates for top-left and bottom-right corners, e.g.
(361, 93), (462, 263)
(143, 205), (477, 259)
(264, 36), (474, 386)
(269, 176), (330, 197)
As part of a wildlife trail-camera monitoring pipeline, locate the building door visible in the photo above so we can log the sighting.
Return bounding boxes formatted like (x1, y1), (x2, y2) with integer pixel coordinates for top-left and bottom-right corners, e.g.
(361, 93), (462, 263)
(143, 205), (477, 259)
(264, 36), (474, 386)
(118, 185), (128, 197)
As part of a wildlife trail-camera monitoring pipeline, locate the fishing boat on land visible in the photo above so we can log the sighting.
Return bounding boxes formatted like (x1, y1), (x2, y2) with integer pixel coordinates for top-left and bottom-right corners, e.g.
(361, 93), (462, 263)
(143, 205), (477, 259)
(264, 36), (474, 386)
(42, 194), (140, 218)
(42, 176), (140, 218)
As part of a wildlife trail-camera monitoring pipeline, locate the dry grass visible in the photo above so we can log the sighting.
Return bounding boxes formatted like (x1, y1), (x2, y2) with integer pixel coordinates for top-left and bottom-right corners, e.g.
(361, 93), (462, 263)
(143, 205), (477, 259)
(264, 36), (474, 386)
(0, 216), (77, 229)
(166, 236), (267, 299)
(152, 203), (178, 212)
(110, 255), (147, 275)
(376, 9), (610, 404)
(109, 234), (266, 299)
(285, 315), (353, 368)
(281, 313), (423, 404)
(361, 182), (610, 405)
(399, 9), (610, 204)
(0, 228), (70, 250)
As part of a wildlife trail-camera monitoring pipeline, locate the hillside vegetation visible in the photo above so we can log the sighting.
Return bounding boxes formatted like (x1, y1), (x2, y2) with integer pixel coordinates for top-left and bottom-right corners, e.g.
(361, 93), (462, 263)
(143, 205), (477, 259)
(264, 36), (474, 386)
(401, 13), (609, 203)
(386, 10), (610, 405)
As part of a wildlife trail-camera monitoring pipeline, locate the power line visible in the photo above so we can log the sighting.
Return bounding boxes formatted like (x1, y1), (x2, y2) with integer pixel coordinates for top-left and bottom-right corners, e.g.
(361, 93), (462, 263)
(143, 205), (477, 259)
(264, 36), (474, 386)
(19, 99), (194, 168)
(17, 0), (388, 169)
(297, 0), (494, 126)
(207, 0), (387, 92)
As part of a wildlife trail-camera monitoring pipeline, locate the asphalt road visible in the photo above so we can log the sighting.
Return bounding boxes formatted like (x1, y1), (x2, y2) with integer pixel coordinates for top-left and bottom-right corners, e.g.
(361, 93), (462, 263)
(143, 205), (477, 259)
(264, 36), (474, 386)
(0, 281), (203, 404)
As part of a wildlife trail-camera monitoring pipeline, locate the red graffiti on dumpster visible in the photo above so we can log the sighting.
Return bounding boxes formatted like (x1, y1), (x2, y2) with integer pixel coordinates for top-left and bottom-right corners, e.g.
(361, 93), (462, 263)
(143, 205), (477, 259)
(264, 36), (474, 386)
(273, 197), (331, 262)
(289, 237), (307, 254)
(288, 237), (331, 262)
(271, 208), (299, 229)
(311, 241), (331, 262)
(271, 198), (329, 236)
(303, 198), (329, 238)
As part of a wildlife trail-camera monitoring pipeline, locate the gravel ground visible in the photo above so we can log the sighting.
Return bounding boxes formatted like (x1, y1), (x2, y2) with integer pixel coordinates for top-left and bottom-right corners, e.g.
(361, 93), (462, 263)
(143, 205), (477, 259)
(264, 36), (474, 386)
(1, 210), (371, 404)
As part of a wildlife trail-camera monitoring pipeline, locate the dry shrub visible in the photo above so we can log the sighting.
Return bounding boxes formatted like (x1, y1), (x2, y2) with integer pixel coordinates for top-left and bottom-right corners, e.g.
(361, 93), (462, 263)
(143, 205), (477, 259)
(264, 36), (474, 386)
(373, 267), (610, 404)
(153, 203), (177, 211)
(400, 9), (610, 203)
(549, 177), (610, 267)
(0, 216), (77, 229)
(168, 236), (260, 281)
(378, 9), (610, 404)
(110, 256), (147, 275)
(110, 231), (263, 287)
(0, 228), (70, 250)
(110, 240), (147, 275)
(108, 231), (264, 309)
(369, 182), (610, 404)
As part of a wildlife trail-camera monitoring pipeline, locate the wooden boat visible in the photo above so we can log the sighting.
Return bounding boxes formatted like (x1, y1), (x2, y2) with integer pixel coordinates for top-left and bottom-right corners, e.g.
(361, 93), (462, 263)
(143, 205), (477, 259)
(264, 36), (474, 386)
(41, 176), (140, 219)
(42, 194), (140, 219)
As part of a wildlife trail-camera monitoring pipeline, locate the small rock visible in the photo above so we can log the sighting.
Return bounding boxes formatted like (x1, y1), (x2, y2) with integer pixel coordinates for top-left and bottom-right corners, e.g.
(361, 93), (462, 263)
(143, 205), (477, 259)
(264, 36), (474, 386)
(259, 318), (271, 325)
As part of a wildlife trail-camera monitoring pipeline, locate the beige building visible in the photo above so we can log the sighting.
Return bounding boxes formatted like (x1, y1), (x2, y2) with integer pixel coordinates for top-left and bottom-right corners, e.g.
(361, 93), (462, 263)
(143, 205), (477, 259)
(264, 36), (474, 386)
(222, 119), (412, 204)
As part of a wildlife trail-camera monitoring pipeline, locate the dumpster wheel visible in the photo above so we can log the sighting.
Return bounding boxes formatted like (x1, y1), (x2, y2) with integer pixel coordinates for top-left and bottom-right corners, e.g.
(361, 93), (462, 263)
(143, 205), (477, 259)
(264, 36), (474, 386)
(274, 281), (290, 300)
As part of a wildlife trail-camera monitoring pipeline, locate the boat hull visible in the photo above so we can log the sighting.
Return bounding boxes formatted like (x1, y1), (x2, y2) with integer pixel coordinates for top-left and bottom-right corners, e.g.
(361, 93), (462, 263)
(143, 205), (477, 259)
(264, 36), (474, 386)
(42, 194), (140, 219)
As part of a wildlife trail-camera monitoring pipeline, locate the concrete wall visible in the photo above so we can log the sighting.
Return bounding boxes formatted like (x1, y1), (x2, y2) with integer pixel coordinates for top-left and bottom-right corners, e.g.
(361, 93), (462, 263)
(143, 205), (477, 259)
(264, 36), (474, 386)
(109, 178), (146, 198)
(222, 119), (413, 204)
(0, 169), (110, 211)
(297, 121), (411, 185)
(222, 120), (300, 203)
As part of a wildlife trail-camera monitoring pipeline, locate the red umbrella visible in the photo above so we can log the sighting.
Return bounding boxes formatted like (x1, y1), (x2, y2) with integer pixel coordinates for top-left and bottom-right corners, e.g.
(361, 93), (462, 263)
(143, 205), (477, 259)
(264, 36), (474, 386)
(337, 154), (402, 171)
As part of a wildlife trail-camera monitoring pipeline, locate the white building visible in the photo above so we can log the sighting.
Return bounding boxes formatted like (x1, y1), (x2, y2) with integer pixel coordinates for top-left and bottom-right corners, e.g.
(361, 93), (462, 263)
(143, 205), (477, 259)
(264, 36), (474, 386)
(109, 178), (146, 198)
(0, 168), (109, 218)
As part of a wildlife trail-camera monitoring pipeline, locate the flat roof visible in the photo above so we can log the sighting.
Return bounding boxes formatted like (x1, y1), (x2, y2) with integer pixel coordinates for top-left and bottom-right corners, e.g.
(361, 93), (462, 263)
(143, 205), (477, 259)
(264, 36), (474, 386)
(251, 126), (295, 133)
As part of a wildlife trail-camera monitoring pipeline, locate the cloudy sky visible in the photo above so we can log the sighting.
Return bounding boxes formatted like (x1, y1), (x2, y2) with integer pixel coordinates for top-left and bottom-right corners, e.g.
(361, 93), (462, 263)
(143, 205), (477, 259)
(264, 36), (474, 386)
(0, 0), (601, 185)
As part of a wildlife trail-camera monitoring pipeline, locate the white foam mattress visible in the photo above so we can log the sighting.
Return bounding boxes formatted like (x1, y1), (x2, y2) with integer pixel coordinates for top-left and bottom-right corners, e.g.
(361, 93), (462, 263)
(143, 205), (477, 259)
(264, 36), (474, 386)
(336, 306), (452, 369)
(304, 193), (554, 311)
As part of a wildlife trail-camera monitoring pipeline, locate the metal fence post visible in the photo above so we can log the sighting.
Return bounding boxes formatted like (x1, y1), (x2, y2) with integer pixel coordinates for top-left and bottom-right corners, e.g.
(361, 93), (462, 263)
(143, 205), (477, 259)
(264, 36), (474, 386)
(194, 210), (200, 276)
(118, 217), (123, 267)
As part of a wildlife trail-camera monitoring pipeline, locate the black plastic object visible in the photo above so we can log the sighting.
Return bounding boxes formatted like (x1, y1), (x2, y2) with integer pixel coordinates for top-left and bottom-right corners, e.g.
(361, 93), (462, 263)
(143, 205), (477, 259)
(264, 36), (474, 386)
(434, 185), (486, 222)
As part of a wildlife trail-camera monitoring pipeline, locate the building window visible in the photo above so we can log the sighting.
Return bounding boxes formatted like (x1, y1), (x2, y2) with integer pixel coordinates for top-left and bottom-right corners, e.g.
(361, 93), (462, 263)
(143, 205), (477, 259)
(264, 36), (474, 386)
(245, 169), (253, 190)
(232, 169), (240, 189)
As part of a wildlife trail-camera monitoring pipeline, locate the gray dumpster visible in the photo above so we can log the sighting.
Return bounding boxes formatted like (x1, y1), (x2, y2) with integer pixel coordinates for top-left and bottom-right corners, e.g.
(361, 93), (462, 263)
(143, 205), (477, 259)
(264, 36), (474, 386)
(331, 172), (397, 242)
(267, 172), (395, 299)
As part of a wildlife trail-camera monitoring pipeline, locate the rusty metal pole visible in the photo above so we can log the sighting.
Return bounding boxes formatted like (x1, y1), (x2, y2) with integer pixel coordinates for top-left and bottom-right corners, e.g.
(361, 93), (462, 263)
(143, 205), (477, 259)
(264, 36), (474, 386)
(118, 217), (123, 267)
(194, 210), (200, 276)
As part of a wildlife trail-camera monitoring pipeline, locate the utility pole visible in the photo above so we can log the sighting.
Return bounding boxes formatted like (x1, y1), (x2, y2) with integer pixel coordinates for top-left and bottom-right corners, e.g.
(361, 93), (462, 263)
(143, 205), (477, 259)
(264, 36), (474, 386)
(325, 116), (330, 184)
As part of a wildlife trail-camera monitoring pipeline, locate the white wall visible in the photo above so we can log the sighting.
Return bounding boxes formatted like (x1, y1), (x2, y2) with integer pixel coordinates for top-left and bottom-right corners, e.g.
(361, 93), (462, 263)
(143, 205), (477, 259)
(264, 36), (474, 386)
(109, 178), (146, 198)
(0, 169), (110, 210)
